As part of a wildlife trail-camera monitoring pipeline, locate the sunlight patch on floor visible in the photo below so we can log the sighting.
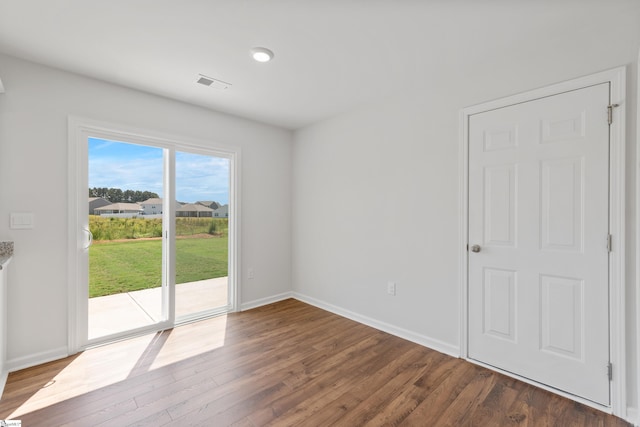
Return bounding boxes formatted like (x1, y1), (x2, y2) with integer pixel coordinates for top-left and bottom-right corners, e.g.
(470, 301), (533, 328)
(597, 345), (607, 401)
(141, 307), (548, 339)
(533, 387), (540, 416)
(8, 314), (229, 419)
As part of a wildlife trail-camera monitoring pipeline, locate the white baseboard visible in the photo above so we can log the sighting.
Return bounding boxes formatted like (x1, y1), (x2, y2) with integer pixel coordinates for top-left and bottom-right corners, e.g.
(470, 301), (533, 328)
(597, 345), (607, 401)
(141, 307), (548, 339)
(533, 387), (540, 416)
(240, 291), (293, 311)
(292, 292), (460, 358)
(6, 346), (69, 373)
(0, 370), (7, 398)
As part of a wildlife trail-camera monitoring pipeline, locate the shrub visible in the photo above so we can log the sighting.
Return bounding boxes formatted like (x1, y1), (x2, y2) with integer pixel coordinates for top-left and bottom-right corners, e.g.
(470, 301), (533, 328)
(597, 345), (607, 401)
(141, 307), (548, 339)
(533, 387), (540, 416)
(89, 216), (228, 240)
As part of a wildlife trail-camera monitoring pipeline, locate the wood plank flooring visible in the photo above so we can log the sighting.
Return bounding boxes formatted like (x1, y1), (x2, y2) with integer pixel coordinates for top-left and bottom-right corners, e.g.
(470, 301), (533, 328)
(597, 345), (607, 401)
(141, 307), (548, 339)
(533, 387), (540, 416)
(0, 299), (631, 426)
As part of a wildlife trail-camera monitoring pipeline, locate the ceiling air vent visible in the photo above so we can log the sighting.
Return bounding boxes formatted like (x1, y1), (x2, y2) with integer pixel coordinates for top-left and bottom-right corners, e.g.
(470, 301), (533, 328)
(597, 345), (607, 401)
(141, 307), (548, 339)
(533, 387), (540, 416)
(196, 74), (231, 90)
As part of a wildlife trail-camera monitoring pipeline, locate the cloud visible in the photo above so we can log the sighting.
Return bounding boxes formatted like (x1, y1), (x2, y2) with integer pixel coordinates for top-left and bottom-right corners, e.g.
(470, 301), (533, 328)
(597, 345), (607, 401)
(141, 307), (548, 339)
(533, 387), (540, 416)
(176, 152), (230, 203)
(89, 138), (230, 204)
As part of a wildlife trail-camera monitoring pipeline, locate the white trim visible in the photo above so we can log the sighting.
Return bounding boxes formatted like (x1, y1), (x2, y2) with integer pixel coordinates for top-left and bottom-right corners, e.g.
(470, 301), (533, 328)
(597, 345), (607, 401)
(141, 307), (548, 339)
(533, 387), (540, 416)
(636, 46), (640, 427)
(240, 292), (293, 311)
(67, 117), (86, 354)
(293, 292), (460, 358)
(458, 107), (469, 360)
(242, 291), (460, 357)
(0, 371), (7, 396)
(0, 258), (9, 398)
(459, 67), (627, 416)
(607, 66), (627, 419)
(229, 149), (242, 312)
(6, 346), (69, 373)
(165, 149), (176, 325)
(67, 116), (241, 353)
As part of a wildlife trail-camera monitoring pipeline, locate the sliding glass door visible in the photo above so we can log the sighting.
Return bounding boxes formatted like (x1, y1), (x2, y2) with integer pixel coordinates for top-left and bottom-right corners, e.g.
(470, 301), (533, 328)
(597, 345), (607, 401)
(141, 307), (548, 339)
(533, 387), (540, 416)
(69, 118), (238, 351)
(175, 151), (231, 321)
(87, 138), (167, 340)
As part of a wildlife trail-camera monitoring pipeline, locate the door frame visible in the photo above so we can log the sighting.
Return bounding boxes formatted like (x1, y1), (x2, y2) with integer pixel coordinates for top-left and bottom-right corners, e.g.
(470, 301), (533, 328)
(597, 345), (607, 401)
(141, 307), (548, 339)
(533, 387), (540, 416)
(67, 116), (241, 353)
(459, 67), (626, 416)
(637, 46), (640, 423)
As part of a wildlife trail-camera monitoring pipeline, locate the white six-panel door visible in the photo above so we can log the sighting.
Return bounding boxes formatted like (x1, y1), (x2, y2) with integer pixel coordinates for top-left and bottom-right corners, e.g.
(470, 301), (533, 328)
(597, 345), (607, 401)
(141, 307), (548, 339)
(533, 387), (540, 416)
(467, 83), (611, 405)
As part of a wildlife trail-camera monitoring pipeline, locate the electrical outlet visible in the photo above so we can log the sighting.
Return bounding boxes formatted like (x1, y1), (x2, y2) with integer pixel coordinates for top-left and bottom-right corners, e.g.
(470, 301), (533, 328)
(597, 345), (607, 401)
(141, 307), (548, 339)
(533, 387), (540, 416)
(387, 281), (396, 296)
(248, 267), (254, 279)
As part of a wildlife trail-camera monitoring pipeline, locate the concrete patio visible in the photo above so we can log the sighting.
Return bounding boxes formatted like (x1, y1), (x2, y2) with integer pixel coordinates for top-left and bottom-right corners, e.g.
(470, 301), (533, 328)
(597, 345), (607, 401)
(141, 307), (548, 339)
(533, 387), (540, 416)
(89, 276), (228, 339)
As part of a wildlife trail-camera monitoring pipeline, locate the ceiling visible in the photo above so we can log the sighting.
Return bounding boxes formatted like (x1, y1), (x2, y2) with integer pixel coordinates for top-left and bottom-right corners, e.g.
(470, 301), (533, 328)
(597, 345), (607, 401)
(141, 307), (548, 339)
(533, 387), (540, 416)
(0, 0), (637, 129)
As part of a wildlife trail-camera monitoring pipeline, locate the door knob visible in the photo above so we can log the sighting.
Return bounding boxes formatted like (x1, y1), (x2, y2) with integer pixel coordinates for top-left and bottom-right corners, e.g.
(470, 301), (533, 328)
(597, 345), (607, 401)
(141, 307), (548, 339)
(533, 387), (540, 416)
(83, 228), (93, 250)
(470, 244), (481, 253)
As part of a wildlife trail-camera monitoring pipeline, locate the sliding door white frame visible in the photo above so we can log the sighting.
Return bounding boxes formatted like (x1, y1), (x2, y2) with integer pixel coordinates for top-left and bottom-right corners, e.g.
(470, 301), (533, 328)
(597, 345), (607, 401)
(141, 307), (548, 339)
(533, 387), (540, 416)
(67, 116), (241, 353)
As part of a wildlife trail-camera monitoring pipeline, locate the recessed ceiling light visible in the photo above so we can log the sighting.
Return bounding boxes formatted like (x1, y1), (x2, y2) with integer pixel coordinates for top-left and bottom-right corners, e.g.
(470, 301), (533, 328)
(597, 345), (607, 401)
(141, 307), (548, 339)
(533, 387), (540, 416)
(251, 47), (274, 63)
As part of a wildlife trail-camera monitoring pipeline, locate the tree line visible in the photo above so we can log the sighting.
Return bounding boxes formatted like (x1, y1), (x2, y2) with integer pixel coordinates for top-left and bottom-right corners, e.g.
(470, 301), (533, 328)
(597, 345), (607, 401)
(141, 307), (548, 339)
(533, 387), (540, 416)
(89, 187), (159, 203)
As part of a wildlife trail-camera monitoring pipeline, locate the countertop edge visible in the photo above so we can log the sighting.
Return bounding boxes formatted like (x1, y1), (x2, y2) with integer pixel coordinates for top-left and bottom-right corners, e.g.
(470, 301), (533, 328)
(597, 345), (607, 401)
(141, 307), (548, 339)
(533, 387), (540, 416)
(0, 242), (14, 269)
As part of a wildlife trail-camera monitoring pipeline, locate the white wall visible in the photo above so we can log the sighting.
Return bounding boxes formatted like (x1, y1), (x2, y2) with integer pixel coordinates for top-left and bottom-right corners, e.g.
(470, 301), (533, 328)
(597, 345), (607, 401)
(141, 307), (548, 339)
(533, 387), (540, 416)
(1, 3), (639, 420)
(0, 54), (292, 367)
(292, 9), (640, 418)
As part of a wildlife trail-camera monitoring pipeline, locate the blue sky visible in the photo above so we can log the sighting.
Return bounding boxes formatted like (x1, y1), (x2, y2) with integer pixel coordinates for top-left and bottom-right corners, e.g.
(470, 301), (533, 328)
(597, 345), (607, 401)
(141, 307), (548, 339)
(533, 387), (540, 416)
(89, 137), (230, 204)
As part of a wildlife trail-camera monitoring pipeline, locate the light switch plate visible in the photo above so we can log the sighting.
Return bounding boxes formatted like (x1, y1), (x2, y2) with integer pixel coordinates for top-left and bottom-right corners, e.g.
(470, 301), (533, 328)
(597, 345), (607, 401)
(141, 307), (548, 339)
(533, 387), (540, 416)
(10, 212), (34, 229)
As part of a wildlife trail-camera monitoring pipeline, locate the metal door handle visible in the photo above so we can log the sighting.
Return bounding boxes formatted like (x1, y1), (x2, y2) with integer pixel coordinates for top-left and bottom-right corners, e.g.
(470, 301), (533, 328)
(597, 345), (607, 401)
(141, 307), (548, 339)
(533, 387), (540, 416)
(470, 244), (481, 253)
(83, 228), (93, 250)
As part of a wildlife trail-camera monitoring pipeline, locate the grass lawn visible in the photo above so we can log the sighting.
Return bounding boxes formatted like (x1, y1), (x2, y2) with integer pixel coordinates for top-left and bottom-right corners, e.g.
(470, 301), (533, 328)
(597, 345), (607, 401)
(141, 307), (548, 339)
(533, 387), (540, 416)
(89, 236), (228, 297)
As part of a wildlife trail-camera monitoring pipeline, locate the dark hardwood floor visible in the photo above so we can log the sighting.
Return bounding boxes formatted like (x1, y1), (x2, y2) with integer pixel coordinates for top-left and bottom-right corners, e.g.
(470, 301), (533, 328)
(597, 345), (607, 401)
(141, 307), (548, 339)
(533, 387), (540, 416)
(0, 299), (630, 426)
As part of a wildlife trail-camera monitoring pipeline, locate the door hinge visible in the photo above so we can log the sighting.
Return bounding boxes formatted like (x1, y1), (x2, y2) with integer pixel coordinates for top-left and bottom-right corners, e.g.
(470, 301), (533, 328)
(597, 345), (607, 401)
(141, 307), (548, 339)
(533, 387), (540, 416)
(607, 104), (619, 125)
(606, 234), (612, 252)
(607, 362), (613, 381)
